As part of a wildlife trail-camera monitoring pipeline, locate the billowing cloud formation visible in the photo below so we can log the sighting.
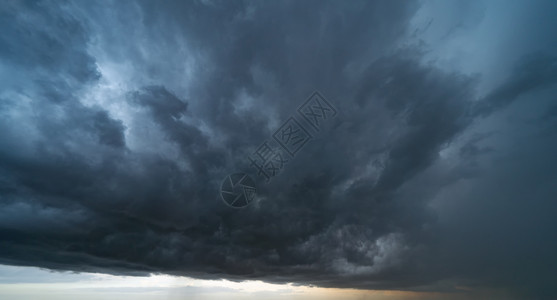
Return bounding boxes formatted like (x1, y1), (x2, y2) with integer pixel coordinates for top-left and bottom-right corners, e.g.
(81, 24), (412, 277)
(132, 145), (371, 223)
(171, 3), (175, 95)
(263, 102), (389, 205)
(1, 0), (557, 299)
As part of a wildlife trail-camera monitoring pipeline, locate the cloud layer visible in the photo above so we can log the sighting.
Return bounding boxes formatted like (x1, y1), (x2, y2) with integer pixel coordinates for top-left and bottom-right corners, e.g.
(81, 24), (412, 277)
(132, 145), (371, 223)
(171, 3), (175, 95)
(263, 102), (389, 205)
(1, 0), (557, 299)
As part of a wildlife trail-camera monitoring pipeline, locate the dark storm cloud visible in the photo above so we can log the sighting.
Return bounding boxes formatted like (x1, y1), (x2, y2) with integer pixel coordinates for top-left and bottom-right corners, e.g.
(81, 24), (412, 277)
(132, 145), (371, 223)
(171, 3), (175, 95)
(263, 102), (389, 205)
(1, 0), (557, 299)
(474, 53), (557, 117)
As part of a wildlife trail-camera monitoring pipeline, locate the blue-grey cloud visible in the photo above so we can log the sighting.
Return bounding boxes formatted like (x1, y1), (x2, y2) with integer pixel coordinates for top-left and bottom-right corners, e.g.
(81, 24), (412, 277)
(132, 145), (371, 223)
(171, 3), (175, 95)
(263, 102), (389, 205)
(1, 0), (556, 299)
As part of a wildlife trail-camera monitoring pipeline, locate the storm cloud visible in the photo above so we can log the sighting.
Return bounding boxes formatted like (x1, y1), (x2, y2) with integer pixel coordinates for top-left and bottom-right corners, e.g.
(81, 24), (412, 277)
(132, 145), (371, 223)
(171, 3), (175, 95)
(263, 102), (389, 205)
(1, 0), (556, 299)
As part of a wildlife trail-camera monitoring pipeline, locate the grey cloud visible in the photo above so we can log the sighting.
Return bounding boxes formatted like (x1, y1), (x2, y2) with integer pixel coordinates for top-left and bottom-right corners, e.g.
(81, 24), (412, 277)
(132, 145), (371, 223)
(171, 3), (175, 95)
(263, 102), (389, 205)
(1, 0), (557, 299)
(474, 53), (557, 117)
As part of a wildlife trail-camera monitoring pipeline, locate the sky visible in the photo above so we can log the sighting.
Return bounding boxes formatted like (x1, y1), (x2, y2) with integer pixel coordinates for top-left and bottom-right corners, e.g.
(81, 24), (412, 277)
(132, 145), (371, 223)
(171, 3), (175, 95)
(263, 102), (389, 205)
(0, 0), (556, 299)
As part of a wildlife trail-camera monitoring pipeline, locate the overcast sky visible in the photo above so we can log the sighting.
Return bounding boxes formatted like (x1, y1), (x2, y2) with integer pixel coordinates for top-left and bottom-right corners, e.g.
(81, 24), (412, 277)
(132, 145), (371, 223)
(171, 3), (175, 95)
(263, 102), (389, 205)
(1, 0), (556, 299)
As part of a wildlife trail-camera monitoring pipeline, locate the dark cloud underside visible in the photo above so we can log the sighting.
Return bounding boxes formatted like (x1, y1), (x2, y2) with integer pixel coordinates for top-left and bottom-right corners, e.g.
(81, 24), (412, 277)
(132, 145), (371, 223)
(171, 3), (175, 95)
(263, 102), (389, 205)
(1, 0), (557, 299)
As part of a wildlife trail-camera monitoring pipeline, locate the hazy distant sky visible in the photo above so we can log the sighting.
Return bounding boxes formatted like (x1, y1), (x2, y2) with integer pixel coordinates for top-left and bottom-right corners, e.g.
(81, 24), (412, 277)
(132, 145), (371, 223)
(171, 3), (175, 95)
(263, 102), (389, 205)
(1, 0), (556, 299)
